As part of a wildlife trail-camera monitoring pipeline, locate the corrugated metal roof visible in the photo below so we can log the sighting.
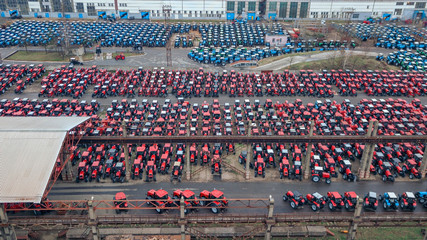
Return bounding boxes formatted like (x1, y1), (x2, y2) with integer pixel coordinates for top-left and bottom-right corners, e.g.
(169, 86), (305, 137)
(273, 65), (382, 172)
(0, 117), (89, 203)
(0, 117), (89, 132)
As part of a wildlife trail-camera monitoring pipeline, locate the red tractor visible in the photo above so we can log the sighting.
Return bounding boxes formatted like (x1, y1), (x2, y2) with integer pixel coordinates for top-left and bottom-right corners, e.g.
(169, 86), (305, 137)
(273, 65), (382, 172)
(377, 161), (395, 182)
(158, 153), (171, 174)
(343, 191), (358, 211)
(211, 155), (222, 175)
(103, 158), (114, 179)
(339, 160), (357, 182)
(113, 192), (128, 214)
(324, 157), (338, 177)
(170, 161), (183, 182)
(200, 150), (210, 166)
(112, 162), (126, 183)
(173, 189), (200, 214)
(76, 161), (89, 183)
(327, 192), (344, 211)
(89, 161), (103, 182)
(131, 158), (143, 180)
(311, 166), (331, 184)
(199, 189), (228, 214)
(146, 189), (173, 214)
(305, 192), (327, 212)
(115, 53), (125, 61)
(145, 160), (157, 182)
(283, 190), (305, 209)
(405, 159), (422, 179)
(291, 161), (302, 181)
(254, 157), (266, 178)
(279, 157), (290, 179)
(189, 145), (198, 165)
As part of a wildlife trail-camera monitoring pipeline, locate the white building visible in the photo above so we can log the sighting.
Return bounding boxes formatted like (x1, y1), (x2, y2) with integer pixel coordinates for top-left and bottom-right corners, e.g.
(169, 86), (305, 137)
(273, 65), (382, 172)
(2, 0), (426, 21)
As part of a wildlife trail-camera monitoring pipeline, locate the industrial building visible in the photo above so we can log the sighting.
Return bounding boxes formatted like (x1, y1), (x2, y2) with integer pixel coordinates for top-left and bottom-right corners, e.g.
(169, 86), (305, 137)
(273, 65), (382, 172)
(0, 0), (426, 20)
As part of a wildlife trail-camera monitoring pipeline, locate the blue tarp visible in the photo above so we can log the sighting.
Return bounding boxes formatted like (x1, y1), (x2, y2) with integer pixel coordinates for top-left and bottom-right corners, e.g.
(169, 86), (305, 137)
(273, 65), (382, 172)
(227, 12), (235, 20)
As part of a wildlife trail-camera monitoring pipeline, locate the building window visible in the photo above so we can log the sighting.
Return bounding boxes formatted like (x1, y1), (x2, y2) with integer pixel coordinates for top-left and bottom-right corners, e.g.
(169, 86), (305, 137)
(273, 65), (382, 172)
(279, 2), (287, 18)
(87, 5), (96, 15)
(415, 2), (425, 8)
(119, 3), (126, 7)
(396, 2), (404, 5)
(352, 13), (359, 18)
(321, 12), (329, 18)
(394, 9), (402, 15)
(289, 2), (297, 18)
(311, 12), (318, 18)
(237, 1), (245, 14)
(87, 3), (94, 6)
(367, 5), (369, 9)
(76, 2), (84, 12)
(300, 2), (308, 18)
(269, 1), (277, 12)
(108, 3), (113, 7)
(407, 2), (414, 5)
(248, 1), (256, 11)
(227, 1), (235, 11)
(97, 3), (105, 7)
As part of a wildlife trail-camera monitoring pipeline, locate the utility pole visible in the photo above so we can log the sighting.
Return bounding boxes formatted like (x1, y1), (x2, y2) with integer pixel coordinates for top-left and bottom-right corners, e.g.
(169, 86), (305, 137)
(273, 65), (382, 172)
(163, 5), (172, 67)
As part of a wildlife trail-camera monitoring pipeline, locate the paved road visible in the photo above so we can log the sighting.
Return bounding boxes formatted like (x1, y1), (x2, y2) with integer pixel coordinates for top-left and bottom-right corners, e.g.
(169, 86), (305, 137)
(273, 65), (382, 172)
(0, 46), (391, 73)
(49, 180), (427, 215)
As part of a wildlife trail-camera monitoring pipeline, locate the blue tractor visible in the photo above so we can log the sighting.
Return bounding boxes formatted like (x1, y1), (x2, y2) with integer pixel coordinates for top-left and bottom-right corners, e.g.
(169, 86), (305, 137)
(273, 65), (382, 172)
(379, 192), (399, 211)
(415, 191), (427, 207)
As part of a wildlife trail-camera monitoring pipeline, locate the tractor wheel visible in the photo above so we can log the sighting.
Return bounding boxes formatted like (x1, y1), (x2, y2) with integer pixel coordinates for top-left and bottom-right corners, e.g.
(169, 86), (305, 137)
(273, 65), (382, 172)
(262, 173), (265, 178)
(311, 204), (318, 211)
(283, 195), (288, 201)
(211, 208), (219, 214)
(112, 177), (116, 183)
(299, 175), (302, 181)
(200, 197), (206, 206)
(131, 174), (135, 180)
(76, 177), (79, 183)
(343, 174), (347, 180)
(184, 208), (189, 215)
(383, 202), (388, 210)
(312, 176), (320, 182)
(326, 178), (331, 184)
(382, 175), (386, 182)
(85, 176), (88, 182)
(390, 176), (395, 182)
(345, 202), (350, 210)
(156, 208), (162, 214)
(419, 198), (425, 204)
(139, 173), (143, 179)
(410, 174), (414, 179)
(328, 202), (334, 211)
(290, 201), (296, 209)
(121, 177), (125, 183)
(96, 176), (100, 182)
(400, 201), (404, 209)
(280, 174), (283, 179)
(178, 177), (181, 182)
(339, 167), (343, 173)
(254, 172), (257, 177)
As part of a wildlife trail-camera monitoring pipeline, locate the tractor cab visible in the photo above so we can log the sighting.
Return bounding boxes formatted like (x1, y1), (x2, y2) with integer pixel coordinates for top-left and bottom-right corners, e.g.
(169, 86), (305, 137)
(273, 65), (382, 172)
(364, 191), (378, 211)
(113, 192), (128, 214)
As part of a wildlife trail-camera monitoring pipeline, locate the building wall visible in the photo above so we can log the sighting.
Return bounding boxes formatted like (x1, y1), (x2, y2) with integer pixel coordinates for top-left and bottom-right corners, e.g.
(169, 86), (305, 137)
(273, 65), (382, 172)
(16, 0), (427, 20)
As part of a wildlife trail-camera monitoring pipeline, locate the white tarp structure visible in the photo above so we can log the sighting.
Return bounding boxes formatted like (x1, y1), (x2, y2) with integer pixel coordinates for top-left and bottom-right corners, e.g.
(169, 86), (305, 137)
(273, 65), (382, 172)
(0, 117), (89, 203)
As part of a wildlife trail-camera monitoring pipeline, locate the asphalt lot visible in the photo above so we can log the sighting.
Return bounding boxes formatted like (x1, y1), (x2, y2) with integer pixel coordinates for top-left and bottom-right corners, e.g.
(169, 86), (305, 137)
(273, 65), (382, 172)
(50, 180), (427, 215)
(1, 44), (426, 216)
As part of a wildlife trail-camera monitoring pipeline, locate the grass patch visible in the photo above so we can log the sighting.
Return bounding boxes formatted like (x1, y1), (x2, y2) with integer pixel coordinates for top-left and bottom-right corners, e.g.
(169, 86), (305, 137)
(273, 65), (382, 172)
(257, 51), (315, 66)
(7, 50), (97, 62)
(327, 227), (426, 240)
(7, 51), (68, 61)
(285, 55), (400, 71)
(112, 52), (144, 58)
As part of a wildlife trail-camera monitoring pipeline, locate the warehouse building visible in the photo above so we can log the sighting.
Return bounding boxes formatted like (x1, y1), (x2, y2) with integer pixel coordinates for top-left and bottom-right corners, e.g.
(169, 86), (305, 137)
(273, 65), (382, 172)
(0, 0), (425, 21)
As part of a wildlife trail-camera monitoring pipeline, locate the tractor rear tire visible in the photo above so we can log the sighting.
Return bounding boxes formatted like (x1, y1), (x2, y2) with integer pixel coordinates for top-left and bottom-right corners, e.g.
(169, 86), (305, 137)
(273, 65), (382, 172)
(211, 208), (219, 214)
(312, 176), (320, 182)
(328, 202), (334, 211)
(383, 202), (388, 210)
(326, 178), (331, 184)
(290, 201), (296, 209)
(283, 196), (288, 201)
(311, 204), (318, 211)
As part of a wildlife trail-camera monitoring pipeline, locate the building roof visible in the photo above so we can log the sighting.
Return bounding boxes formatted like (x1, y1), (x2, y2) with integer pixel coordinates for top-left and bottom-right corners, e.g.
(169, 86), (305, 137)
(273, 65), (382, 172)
(0, 117), (89, 203)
